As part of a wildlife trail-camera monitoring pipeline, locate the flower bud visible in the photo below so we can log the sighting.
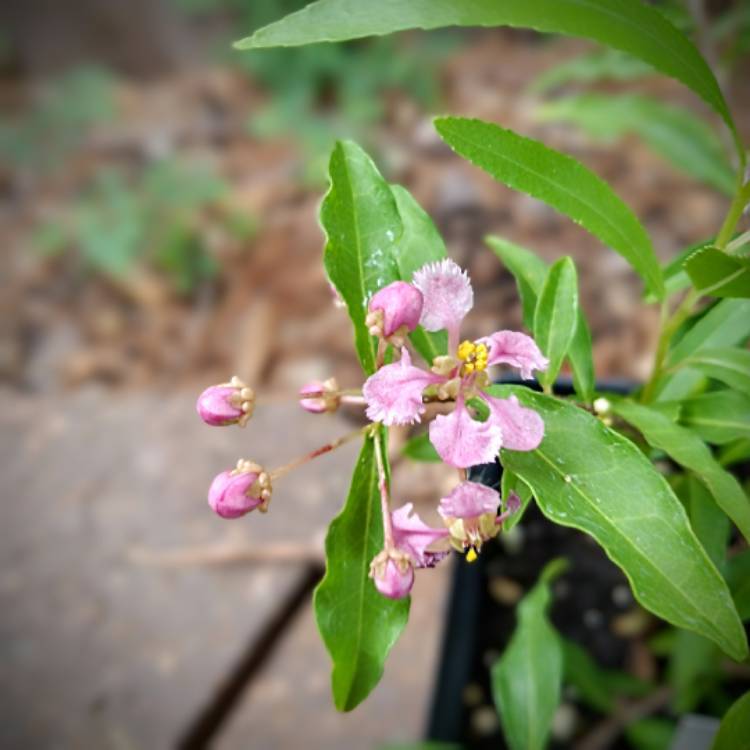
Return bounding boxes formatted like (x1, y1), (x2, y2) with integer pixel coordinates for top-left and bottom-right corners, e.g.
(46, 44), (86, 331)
(197, 376), (255, 427)
(299, 377), (340, 414)
(369, 549), (414, 599)
(366, 281), (423, 345)
(208, 459), (271, 519)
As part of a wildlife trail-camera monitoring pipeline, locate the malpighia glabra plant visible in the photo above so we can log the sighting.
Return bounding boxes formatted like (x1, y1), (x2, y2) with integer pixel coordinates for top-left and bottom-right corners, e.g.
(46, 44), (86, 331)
(197, 258), (547, 597)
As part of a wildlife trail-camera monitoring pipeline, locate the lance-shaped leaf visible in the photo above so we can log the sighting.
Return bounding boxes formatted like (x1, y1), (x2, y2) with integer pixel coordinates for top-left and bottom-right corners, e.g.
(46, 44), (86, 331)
(491, 559), (566, 750)
(658, 299), (750, 401)
(389, 185), (448, 363)
(321, 140), (401, 374)
(436, 117), (663, 299)
(535, 94), (736, 196)
(676, 347), (750, 394)
(685, 246), (750, 298)
(234, 0), (740, 159)
(711, 691), (750, 750)
(487, 236), (594, 402)
(492, 386), (748, 661)
(401, 431), (441, 463)
(610, 400), (750, 546)
(314, 431), (410, 711)
(534, 257), (579, 388)
(681, 391), (750, 445)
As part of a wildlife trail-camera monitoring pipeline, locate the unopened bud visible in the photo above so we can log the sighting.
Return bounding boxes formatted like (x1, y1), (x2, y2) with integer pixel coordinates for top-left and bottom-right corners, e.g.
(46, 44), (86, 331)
(197, 376), (254, 427)
(370, 549), (414, 599)
(208, 459), (271, 519)
(299, 378), (340, 414)
(366, 281), (423, 346)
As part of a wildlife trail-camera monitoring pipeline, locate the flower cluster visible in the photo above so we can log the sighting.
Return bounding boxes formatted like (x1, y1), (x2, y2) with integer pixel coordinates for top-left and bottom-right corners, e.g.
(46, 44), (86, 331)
(195, 258), (547, 601)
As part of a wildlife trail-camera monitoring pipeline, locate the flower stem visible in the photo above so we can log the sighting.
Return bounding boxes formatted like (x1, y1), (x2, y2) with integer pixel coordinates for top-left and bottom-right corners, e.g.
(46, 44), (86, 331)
(270, 424), (370, 481)
(372, 425), (394, 547)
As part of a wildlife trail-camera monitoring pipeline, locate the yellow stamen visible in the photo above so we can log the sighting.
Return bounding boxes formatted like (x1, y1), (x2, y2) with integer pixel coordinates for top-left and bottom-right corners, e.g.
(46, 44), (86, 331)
(457, 340), (489, 376)
(466, 547), (478, 563)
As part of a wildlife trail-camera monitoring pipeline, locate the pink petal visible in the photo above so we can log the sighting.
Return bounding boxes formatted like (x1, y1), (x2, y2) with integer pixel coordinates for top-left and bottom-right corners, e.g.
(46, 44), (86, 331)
(363, 348), (443, 426)
(428, 397), (503, 468)
(438, 481), (500, 520)
(369, 281), (424, 337)
(484, 393), (545, 451)
(480, 330), (549, 379)
(373, 558), (414, 599)
(392, 502), (449, 568)
(412, 259), (473, 335)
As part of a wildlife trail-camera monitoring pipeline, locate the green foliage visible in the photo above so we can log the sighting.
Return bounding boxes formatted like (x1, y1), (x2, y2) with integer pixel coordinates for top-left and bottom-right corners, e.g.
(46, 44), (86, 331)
(711, 691), (750, 750)
(36, 160), (235, 293)
(530, 48), (654, 93)
(235, 0), (740, 158)
(658, 299), (750, 401)
(436, 117), (663, 299)
(680, 391), (750, 445)
(0, 65), (117, 170)
(390, 185), (448, 361)
(674, 348), (750, 394)
(491, 559), (566, 750)
(320, 140), (401, 374)
(536, 94), (736, 196)
(685, 246), (750, 298)
(486, 236), (594, 402)
(313, 431), (410, 711)
(401, 432), (441, 462)
(500, 469), (533, 532)
(611, 400), (750, 546)
(533, 257), (578, 388)
(494, 386), (747, 660)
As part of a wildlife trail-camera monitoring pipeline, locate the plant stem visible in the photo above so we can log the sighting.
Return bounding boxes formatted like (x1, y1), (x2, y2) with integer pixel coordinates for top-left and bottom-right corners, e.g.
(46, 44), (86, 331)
(715, 179), (750, 249)
(270, 424), (370, 480)
(372, 426), (394, 547)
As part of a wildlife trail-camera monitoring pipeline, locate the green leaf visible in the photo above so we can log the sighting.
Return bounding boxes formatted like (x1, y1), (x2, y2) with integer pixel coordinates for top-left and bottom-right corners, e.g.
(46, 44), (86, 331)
(501, 468), (534, 532)
(668, 628), (720, 713)
(685, 475), (730, 570)
(681, 391), (750, 445)
(530, 48), (654, 93)
(389, 184), (448, 362)
(536, 94), (735, 196)
(685, 246), (750, 298)
(314, 431), (410, 711)
(491, 559), (566, 750)
(534, 257), (579, 387)
(719, 439), (750, 467)
(659, 299), (750, 401)
(625, 719), (676, 750)
(494, 387), (748, 661)
(321, 141), (401, 374)
(401, 432), (441, 462)
(676, 347), (750, 394)
(563, 639), (651, 714)
(436, 117), (663, 299)
(711, 691), (750, 750)
(487, 235), (594, 402)
(486, 235), (547, 330)
(235, 0), (739, 159)
(610, 400), (750, 546)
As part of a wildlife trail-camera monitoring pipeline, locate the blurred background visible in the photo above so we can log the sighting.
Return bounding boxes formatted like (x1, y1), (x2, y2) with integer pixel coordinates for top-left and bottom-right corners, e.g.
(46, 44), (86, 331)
(0, 1), (748, 748)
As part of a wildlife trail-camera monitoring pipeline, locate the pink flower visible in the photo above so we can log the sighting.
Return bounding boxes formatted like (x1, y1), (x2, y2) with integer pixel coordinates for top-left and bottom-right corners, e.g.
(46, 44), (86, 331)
(366, 281), (424, 344)
(391, 502), (449, 568)
(438, 481), (518, 556)
(363, 348), (442, 425)
(197, 376), (254, 427)
(363, 259), (547, 467)
(208, 460), (271, 519)
(370, 550), (415, 599)
(298, 378), (340, 414)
